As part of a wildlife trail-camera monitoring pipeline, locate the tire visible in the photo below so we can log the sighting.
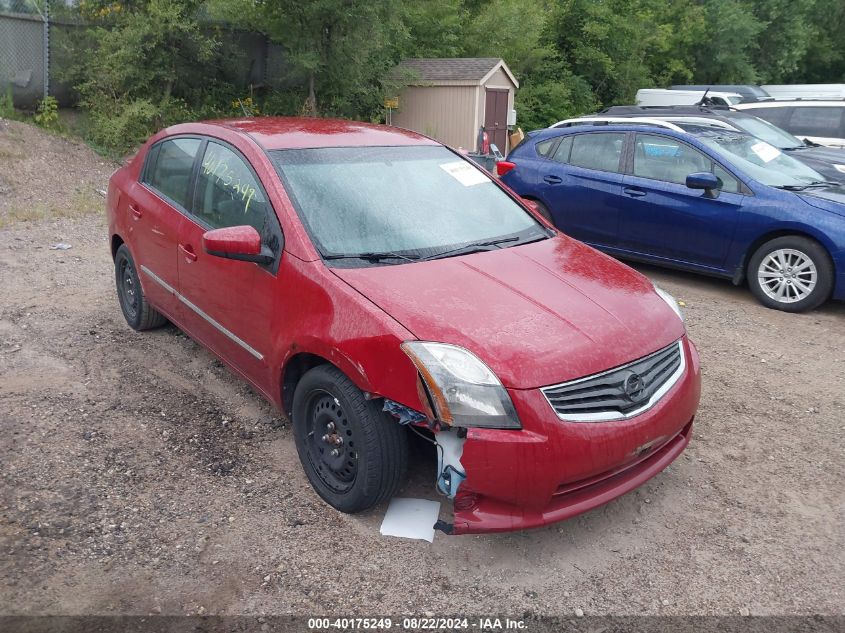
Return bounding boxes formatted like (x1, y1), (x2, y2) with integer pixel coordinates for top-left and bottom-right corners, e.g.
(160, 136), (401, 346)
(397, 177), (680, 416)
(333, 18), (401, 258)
(747, 236), (834, 312)
(114, 244), (168, 330)
(292, 365), (408, 513)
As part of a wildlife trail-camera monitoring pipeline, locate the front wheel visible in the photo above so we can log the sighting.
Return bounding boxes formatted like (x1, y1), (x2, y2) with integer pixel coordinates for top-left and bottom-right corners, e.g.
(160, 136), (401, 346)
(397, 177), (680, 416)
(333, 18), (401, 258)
(292, 365), (408, 513)
(747, 236), (833, 312)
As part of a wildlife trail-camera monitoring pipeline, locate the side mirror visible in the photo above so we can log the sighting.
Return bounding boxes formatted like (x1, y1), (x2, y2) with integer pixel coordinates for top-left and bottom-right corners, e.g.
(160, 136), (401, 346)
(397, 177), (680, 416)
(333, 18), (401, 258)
(686, 172), (722, 198)
(202, 225), (275, 265)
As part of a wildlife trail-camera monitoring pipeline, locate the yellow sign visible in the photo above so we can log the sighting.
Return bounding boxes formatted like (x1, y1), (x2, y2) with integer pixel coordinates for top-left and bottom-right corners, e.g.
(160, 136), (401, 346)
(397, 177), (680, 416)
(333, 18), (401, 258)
(384, 97), (399, 109)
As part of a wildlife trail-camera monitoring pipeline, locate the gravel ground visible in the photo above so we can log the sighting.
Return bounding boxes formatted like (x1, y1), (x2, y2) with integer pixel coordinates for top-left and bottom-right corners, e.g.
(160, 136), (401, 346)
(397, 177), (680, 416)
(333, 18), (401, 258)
(0, 121), (844, 618)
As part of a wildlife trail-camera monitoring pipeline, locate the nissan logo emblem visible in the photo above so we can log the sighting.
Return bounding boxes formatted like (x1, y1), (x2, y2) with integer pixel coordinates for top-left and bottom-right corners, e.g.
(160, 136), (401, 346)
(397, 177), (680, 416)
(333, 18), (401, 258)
(623, 372), (646, 402)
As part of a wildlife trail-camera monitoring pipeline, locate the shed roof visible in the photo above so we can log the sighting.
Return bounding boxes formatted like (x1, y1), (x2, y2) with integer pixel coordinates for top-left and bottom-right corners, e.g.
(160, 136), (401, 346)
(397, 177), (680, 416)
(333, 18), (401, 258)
(399, 58), (518, 88)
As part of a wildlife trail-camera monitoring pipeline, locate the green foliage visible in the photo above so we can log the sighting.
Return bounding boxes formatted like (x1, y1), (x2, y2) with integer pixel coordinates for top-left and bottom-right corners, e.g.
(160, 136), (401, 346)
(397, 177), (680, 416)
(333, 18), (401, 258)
(64, 0), (221, 153)
(34, 96), (60, 130)
(0, 86), (15, 119)
(84, 98), (159, 156)
(60, 0), (845, 146)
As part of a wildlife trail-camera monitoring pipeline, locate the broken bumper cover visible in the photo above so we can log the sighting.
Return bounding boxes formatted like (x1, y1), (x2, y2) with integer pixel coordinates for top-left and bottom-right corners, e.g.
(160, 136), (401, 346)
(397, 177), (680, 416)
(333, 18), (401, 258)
(450, 337), (701, 534)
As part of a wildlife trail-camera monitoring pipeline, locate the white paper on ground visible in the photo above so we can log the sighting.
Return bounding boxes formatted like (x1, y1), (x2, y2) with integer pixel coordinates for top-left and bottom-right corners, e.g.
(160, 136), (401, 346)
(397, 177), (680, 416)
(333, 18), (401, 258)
(379, 497), (441, 542)
(439, 161), (489, 187)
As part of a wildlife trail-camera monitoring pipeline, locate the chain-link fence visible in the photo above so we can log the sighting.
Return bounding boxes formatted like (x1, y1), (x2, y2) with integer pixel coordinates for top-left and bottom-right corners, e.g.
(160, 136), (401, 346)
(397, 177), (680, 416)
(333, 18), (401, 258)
(0, 1), (48, 108)
(1, 1), (284, 111)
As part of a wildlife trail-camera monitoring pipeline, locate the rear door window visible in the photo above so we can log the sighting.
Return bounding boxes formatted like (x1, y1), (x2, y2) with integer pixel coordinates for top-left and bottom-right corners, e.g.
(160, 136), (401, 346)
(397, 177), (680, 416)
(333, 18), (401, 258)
(568, 133), (626, 172)
(143, 138), (202, 209)
(787, 107), (845, 138)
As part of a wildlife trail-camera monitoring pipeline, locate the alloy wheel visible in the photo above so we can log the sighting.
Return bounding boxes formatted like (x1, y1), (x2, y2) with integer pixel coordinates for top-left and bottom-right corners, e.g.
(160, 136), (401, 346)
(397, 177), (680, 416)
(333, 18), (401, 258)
(757, 248), (817, 304)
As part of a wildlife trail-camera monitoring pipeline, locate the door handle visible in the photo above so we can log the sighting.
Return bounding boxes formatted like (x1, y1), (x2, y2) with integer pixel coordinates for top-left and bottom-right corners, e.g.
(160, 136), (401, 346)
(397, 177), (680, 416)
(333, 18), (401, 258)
(543, 175), (563, 184)
(623, 187), (646, 197)
(179, 243), (197, 262)
(129, 204), (143, 219)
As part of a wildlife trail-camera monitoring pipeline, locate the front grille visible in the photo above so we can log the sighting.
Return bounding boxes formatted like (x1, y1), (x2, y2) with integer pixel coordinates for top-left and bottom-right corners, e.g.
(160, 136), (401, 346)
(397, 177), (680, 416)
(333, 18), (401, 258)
(541, 341), (684, 422)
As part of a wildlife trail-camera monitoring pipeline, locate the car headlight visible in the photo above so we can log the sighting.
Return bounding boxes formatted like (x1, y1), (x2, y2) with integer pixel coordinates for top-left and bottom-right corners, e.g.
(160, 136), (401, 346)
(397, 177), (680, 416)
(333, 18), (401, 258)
(834, 164), (845, 174)
(401, 342), (521, 429)
(654, 285), (684, 322)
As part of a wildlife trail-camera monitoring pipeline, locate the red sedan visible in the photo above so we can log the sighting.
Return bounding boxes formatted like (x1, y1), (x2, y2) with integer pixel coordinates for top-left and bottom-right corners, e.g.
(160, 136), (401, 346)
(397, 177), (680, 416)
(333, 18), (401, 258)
(106, 117), (701, 534)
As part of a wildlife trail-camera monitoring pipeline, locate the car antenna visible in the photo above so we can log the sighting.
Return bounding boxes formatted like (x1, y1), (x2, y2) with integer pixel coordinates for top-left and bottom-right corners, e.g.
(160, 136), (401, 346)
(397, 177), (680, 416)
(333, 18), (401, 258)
(697, 87), (711, 108)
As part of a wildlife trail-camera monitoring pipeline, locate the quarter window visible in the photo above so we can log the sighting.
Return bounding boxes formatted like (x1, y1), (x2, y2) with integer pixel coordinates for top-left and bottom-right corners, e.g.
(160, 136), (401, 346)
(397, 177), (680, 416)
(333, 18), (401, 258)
(144, 138), (201, 209)
(551, 136), (573, 163)
(569, 133), (625, 173)
(535, 139), (555, 157)
(195, 142), (270, 233)
(713, 164), (740, 194)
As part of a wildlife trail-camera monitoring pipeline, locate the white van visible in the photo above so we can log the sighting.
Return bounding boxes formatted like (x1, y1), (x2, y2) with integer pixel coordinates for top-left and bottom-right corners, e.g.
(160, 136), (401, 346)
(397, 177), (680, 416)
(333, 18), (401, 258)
(734, 100), (845, 149)
(762, 84), (845, 101)
(635, 89), (744, 107)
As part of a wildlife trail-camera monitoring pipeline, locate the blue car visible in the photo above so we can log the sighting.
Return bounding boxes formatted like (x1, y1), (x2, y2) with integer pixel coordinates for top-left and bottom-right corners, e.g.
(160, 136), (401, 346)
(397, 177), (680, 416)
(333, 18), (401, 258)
(500, 123), (845, 312)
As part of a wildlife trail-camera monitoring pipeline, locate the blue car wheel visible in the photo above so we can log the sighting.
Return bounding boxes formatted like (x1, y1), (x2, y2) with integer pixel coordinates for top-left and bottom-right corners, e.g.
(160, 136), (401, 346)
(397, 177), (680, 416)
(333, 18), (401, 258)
(747, 236), (834, 312)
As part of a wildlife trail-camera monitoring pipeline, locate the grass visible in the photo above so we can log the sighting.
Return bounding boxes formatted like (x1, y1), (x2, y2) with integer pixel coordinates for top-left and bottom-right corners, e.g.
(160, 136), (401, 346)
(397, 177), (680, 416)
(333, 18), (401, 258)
(0, 189), (104, 229)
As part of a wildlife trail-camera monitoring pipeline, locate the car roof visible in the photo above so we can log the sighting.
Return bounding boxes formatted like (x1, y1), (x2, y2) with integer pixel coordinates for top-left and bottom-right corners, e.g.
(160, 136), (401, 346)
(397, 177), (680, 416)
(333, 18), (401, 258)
(736, 100), (845, 108)
(601, 105), (749, 119)
(193, 117), (439, 150)
(530, 122), (750, 142)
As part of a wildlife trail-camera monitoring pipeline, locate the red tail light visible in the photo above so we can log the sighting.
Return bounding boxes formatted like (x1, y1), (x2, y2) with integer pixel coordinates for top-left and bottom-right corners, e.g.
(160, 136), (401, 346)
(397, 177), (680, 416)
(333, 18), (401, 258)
(496, 161), (516, 177)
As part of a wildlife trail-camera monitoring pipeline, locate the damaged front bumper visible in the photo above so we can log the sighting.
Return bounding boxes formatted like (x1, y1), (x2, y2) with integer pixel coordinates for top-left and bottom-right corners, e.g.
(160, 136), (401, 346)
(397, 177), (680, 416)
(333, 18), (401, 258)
(439, 338), (701, 534)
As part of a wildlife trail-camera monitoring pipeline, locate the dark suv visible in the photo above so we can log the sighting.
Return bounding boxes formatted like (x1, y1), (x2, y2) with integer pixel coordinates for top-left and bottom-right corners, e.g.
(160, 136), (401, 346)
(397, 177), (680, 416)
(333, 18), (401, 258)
(600, 105), (845, 183)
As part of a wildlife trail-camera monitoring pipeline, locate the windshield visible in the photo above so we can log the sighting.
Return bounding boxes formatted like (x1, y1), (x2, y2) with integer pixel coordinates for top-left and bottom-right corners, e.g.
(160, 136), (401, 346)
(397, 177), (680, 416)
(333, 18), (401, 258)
(697, 134), (825, 187)
(271, 145), (545, 264)
(733, 116), (804, 149)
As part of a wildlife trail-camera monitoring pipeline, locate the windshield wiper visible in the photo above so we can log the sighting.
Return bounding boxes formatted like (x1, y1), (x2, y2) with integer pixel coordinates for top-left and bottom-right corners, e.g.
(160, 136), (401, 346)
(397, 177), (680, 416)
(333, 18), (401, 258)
(421, 235), (528, 261)
(426, 236), (520, 260)
(775, 180), (839, 191)
(323, 251), (420, 263)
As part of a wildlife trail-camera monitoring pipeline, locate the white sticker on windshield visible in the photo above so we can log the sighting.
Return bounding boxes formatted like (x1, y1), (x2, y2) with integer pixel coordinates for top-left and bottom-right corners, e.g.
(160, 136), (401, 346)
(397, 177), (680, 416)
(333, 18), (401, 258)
(440, 161), (489, 186)
(750, 141), (781, 163)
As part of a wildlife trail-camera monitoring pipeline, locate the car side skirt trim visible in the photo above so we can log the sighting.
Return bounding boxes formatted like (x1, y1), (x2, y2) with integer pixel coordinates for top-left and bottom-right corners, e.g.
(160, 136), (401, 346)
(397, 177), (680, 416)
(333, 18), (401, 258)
(140, 265), (264, 361)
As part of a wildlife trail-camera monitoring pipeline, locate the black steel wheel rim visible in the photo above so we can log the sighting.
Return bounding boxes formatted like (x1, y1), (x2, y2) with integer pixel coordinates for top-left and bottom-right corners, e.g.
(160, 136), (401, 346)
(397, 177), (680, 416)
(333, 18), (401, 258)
(304, 390), (358, 494)
(118, 256), (138, 320)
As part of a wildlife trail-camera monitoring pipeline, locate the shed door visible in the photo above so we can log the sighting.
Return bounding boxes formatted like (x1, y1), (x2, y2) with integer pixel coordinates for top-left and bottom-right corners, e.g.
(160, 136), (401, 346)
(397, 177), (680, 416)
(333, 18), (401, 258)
(484, 89), (509, 153)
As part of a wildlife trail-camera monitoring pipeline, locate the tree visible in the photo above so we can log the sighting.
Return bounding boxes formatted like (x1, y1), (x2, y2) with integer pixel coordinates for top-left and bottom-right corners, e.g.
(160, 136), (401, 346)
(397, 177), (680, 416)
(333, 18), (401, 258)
(213, 0), (406, 118)
(692, 0), (763, 83)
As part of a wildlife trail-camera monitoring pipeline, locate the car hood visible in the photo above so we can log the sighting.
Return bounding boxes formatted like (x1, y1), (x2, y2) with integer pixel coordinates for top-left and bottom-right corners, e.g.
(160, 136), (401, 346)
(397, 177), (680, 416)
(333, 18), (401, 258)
(332, 236), (685, 389)
(798, 185), (845, 217)
(789, 146), (845, 183)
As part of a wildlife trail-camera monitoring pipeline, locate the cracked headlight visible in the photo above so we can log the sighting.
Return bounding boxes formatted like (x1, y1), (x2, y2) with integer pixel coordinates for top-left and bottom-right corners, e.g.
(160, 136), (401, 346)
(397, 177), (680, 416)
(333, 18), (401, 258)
(401, 342), (521, 429)
(654, 285), (684, 322)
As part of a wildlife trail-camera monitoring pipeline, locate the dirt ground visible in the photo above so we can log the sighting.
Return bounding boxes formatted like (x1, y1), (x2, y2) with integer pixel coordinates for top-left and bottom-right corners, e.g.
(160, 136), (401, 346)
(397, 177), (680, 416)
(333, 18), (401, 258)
(1, 120), (843, 618)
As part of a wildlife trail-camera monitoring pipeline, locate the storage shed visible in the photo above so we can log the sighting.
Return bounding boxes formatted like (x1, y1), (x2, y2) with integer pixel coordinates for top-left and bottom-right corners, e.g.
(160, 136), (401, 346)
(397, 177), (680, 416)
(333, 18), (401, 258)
(391, 58), (519, 154)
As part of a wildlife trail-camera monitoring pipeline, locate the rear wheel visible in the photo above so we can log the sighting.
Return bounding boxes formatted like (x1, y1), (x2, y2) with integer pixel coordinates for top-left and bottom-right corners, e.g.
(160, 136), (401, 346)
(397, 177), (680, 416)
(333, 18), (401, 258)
(747, 236), (833, 312)
(114, 245), (168, 330)
(292, 365), (408, 513)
